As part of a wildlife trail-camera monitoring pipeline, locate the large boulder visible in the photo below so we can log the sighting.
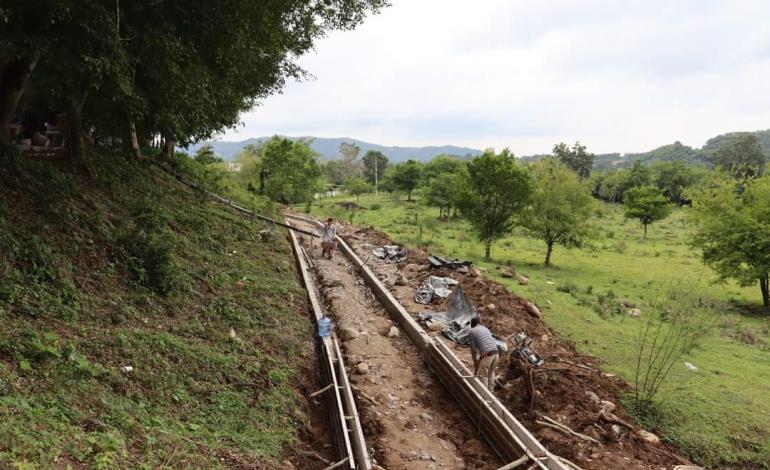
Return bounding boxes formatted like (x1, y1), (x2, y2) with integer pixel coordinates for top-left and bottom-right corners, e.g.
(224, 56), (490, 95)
(525, 301), (542, 319)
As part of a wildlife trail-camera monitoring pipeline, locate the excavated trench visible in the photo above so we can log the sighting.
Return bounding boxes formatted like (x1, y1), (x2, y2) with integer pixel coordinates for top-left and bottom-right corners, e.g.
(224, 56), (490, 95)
(291, 217), (500, 470)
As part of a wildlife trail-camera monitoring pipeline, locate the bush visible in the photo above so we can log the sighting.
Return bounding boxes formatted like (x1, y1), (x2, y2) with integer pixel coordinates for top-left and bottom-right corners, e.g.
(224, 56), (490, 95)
(369, 203), (381, 210)
(556, 281), (580, 297)
(594, 289), (624, 317)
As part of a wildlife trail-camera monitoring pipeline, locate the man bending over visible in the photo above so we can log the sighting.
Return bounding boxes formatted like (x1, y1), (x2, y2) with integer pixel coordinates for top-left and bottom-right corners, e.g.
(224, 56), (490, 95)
(469, 317), (498, 390)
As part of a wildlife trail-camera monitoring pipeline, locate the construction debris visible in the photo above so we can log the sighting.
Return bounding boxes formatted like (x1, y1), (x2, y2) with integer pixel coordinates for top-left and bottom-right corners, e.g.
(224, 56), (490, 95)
(414, 276), (459, 304)
(427, 254), (472, 270)
(372, 245), (408, 263)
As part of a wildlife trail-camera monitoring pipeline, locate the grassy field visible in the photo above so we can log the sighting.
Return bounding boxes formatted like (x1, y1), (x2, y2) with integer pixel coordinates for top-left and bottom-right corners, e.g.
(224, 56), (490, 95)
(305, 193), (770, 469)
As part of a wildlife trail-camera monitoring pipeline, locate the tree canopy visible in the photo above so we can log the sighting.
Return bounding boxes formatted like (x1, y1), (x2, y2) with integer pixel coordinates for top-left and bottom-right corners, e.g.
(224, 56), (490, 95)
(343, 177), (372, 202)
(707, 133), (767, 179)
(553, 141), (595, 179)
(688, 175), (770, 309)
(361, 150), (389, 186)
(523, 158), (595, 266)
(0, 1), (388, 162)
(260, 137), (321, 204)
(456, 149), (531, 259)
(385, 159), (423, 201)
(623, 185), (671, 238)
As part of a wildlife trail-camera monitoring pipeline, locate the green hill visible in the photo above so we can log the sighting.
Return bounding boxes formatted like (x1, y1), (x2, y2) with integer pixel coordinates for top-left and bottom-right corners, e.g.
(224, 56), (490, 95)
(0, 149), (320, 468)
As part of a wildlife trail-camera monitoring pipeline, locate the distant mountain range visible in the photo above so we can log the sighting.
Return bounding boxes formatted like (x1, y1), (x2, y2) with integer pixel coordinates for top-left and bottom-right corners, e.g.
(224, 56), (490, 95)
(184, 136), (482, 163)
(185, 129), (770, 168)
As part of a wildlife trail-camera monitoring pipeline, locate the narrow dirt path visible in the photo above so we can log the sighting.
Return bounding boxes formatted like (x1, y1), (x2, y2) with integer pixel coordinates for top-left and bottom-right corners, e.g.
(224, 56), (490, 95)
(292, 220), (499, 470)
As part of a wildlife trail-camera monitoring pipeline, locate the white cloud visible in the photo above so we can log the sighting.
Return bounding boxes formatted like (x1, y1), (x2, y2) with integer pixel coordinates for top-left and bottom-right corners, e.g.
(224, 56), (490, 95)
(223, 0), (770, 155)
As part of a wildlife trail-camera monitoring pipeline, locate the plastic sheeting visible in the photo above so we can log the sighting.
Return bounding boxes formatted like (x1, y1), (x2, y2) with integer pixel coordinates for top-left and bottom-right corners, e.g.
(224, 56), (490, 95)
(414, 276), (459, 304)
(418, 286), (507, 351)
(372, 245), (408, 263)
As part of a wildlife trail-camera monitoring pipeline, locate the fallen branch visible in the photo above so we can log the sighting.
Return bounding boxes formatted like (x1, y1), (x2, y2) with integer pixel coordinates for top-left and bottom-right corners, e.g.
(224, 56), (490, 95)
(497, 454), (529, 470)
(296, 449), (331, 465)
(598, 409), (639, 437)
(537, 416), (600, 445)
(309, 383), (334, 398)
(322, 457), (350, 470)
(558, 456), (587, 470)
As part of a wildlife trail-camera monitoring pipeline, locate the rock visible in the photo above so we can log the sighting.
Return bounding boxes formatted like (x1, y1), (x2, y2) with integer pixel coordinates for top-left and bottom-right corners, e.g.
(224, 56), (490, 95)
(486, 303), (497, 311)
(428, 321), (446, 332)
(282, 460), (294, 470)
(457, 265), (469, 274)
(395, 274), (408, 286)
(517, 275), (529, 285)
(638, 429), (660, 444)
(387, 326), (400, 338)
(347, 354), (364, 365)
(540, 334), (549, 343)
(628, 308), (642, 317)
(121, 365), (134, 373)
(525, 301), (542, 319)
(355, 362), (370, 375)
(470, 267), (482, 277)
(611, 424), (622, 434)
(323, 278), (344, 288)
(501, 269), (514, 278)
(684, 361), (698, 371)
(600, 400), (616, 413)
(340, 327), (360, 341)
(372, 465), (386, 470)
(420, 412), (433, 421)
(585, 390), (601, 406)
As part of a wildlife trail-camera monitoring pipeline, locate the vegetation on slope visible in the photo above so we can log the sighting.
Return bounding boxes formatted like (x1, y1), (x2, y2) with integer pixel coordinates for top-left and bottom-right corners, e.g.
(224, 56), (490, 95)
(0, 149), (317, 469)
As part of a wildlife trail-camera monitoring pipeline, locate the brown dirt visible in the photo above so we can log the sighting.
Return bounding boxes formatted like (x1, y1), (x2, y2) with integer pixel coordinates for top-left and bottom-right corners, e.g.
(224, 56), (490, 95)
(331, 221), (695, 470)
(291, 218), (501, 470)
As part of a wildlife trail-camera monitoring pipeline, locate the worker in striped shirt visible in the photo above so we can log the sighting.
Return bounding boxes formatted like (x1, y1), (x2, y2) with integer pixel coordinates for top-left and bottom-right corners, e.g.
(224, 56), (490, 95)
(469, 317), (499, 390)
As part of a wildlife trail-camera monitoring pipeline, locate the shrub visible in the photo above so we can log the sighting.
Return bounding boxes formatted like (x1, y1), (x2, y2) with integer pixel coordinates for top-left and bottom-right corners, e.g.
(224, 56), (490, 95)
(594, 290), (624, 317)
(557, 281), (580, 297)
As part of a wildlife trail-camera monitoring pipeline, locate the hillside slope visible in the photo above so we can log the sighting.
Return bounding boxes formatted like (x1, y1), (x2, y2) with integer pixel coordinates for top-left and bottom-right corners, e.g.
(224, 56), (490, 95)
(0, 149), (325, 469)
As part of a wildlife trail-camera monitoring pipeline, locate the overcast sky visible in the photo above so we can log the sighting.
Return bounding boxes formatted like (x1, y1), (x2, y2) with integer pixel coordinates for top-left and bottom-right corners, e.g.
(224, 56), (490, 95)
(222, 0), (770, 155)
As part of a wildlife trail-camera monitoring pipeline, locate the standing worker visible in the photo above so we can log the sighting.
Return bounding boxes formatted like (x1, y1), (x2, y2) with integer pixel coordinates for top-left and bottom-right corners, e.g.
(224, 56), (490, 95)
(469, 317), (499, 390)
(321, 218), (337, 259)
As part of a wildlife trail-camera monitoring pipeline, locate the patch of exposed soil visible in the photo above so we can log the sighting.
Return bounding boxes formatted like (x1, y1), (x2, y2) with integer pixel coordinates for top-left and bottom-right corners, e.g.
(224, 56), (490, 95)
(291, 218), (500, 470)
(333, 221), (695, 470)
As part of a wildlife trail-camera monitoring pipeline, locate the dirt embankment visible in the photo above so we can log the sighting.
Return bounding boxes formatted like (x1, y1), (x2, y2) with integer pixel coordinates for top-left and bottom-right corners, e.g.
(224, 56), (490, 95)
(335, 221), (695, 470)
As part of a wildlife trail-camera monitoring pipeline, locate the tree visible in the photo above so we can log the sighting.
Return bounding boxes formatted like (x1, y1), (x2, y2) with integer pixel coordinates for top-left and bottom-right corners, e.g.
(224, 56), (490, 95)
(194, 145), (222, 165)
(553, 141), (595, 179)
(322, 160), (348, 186)
(625, 160), (653, 189)
(456, 149), (531, 260)
(623, 185), (671, 238)
(361, 150), (388, 188)
(688, 175), (770, 310)
(708, 133), (767, 179)
(424, 172), (464, 218)
(423, 154), (466, 182)
(260, 137), (321, 204)
(650, 160), (704, 204)
(593, 170), (629, 203)
(523, 158), (595, 266)
(388, 159), (423, 201)
(338, 142), (362, 180)
(1, 1), (388, 162)
(343, 177), (372, 202)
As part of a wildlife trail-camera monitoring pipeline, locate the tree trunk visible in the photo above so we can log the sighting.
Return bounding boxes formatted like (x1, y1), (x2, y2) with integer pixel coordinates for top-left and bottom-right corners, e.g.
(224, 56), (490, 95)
(0, 53), (40, 145)
(760, 274), (769, 310)
(544, 241), (554, 267)
(407, 190), (412, 201)
(643, 223), (648, 238)
(65, 91), (88, 165)
(128, 121), (142, 159)
(162, 136), (176, 162)
(484, 241), (491, 260)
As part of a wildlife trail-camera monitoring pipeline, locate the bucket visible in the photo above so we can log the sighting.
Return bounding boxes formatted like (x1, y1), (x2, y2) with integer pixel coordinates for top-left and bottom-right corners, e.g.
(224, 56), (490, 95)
(318, 315), (332, 338)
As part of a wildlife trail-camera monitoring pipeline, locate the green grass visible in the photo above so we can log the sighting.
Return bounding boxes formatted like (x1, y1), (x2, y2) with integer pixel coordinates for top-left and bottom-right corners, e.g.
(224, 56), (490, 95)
(305, 193), (770, 469)
(0, 149), (313, 469)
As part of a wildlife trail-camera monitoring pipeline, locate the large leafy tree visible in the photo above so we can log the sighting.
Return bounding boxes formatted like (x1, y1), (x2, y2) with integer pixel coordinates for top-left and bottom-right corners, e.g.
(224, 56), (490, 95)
(260, 137), (321, 204)
(650, 160), (705, 204)
(456, 149), (531, 260)
(361, 150), (389, 186)
(424, 172), (465, 218)
(387, 159), (423, 201)
(423, 154), (466, 182)
(623, 185), (671, 238)
(2, 0), (388, 161)
(625, 160), (653, 189)
(523, 158), (595, 266)
(337, 142), (362, 180)
(553, 141), (595, 179)
(688, 175), (770, 310)
(707, 133), (767, 179)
